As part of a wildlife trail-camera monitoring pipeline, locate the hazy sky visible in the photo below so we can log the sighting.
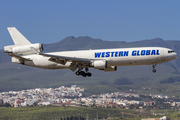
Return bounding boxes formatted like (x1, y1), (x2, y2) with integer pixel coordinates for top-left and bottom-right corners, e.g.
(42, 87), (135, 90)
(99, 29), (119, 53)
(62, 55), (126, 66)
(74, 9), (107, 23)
(1, 0), (180, 49)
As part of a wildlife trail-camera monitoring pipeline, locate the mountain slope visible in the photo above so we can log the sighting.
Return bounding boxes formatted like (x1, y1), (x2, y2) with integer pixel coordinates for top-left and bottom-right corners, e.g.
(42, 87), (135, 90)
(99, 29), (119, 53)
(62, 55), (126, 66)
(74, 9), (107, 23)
(0, 37), (180, 93)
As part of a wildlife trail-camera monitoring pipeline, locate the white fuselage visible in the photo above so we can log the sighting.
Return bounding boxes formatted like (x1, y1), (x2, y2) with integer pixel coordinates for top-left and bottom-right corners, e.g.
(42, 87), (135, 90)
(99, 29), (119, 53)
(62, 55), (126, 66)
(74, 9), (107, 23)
(21, 47), (178, 69)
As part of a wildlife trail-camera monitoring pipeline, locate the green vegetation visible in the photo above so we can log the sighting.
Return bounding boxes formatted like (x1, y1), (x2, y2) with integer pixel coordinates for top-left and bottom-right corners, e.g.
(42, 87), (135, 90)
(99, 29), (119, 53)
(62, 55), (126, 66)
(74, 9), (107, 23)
(1, 106), (180, 120)
(0, 106), (137, 120)
(81, 83), (180, 97)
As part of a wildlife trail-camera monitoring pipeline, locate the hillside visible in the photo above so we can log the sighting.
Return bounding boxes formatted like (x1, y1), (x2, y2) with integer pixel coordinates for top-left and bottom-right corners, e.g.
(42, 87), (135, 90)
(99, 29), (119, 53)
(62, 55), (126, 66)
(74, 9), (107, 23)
(0, 37), (180, 95)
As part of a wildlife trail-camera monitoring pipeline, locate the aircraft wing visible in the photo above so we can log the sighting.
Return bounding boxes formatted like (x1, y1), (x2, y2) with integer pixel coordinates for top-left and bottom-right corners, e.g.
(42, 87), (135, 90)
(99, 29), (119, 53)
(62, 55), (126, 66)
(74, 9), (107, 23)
(39, 53), (90, 65)
(39, 53), (91, 71)
(29, 46), (90, 64)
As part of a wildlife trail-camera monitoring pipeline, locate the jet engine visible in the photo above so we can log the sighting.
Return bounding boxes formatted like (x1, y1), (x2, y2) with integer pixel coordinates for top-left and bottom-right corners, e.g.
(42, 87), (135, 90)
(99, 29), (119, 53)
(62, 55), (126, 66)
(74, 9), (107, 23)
(4, 43), (43, 55)
(92, 60), (107, 69)
(91, 60), (117, 71)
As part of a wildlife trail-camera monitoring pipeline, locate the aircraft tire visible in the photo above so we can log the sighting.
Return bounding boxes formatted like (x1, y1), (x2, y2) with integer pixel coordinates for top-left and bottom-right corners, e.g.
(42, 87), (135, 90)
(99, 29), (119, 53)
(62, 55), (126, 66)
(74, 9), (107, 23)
(152, 69), (156, 73)
(86, 72), (92, 77)
(79, 71), (84, 75)
(82, 72), (86, 77)
(75, 71), (80, 75)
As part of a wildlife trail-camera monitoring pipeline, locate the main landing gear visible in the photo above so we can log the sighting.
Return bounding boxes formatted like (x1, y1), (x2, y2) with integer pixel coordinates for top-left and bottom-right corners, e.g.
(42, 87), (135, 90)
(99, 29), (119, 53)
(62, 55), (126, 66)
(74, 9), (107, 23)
(75, 68), (92, 77)
(152, 64), (156, 73)
(75, 71), (92, 77)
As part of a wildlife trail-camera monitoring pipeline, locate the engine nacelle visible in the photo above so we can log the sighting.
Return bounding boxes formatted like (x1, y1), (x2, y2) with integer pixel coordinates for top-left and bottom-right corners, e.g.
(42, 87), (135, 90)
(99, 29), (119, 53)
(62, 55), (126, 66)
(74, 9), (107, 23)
(91, 60), (117, 71)
(4, 43), (43, 55)
(92, 60), (107, 69)
(104, 66), (117, 71)
(12, 57), (24, 64)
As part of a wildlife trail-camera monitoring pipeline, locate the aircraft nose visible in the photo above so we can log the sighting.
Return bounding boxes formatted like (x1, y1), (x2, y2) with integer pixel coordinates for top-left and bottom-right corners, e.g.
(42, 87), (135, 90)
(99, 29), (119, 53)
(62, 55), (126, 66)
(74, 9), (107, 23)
(175, 53), (178, 59)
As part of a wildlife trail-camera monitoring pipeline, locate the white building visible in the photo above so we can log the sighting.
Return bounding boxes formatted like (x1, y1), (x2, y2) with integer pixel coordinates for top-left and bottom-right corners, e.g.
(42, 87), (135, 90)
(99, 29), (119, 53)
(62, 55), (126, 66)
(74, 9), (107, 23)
(21, 100), (34, 106)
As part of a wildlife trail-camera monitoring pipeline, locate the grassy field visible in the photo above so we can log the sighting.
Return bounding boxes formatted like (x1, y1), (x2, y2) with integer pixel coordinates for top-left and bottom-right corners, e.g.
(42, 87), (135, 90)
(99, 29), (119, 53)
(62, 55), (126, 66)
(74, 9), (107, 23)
(1, 106), (180, 120)
(0, 106), (138, 120)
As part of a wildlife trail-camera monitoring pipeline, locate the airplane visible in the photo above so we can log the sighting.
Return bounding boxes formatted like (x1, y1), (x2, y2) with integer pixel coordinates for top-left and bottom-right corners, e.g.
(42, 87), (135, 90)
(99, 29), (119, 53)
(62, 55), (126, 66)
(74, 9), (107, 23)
(4, 27), (178, 77)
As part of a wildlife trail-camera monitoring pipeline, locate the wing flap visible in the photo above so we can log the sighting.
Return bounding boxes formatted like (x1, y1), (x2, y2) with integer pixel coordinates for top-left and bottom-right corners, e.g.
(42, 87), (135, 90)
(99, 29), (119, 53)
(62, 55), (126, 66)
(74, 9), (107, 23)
(48, 57), (67, 65)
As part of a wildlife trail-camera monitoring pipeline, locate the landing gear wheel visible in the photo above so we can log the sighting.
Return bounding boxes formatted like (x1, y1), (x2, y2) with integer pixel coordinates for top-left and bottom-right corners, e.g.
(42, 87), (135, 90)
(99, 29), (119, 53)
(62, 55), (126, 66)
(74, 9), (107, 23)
(75, 67), (92, 77)
(86, 72), (92, 77)
(75, 71), (80, 75)
(152, 64), (157, 73)
(82, 73), (87, 77)
(79, 71), (84, 75)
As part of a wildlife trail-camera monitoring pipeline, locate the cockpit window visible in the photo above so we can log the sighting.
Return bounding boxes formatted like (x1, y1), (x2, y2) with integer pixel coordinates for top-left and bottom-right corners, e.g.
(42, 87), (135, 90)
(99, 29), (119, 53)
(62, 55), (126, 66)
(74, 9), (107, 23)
(168, 50), (175, 53)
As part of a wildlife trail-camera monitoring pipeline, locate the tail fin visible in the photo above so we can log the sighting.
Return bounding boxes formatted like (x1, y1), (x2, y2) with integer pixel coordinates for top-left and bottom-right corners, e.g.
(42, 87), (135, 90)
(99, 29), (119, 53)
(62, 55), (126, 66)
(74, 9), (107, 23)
(7, 27), (32, 45)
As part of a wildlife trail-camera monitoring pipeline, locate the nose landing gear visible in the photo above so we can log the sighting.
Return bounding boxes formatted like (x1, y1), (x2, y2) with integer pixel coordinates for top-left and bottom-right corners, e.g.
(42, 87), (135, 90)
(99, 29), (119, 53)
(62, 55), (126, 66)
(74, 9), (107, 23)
(152, 64), (156, 73)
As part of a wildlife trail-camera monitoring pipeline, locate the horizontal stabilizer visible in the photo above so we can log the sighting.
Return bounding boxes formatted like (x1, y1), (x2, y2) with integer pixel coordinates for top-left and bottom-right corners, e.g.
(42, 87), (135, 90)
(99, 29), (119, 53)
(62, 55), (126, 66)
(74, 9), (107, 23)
(7, 53), (32, 61)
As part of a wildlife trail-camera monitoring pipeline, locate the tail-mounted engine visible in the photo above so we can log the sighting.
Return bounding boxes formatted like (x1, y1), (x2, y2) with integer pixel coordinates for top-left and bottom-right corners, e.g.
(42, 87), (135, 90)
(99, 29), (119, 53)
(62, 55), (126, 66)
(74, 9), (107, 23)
(4, 43), (43, 55)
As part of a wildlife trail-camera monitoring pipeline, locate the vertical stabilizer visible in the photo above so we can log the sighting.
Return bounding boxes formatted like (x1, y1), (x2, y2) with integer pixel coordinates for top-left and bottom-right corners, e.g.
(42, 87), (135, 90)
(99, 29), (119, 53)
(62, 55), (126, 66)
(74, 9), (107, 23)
(7, 27), (32, 45)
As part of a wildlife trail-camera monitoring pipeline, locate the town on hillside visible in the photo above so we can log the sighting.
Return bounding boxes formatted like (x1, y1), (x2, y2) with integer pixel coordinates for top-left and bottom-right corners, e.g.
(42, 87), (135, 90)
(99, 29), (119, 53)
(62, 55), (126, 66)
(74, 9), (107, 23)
(0, 85), (180, 110)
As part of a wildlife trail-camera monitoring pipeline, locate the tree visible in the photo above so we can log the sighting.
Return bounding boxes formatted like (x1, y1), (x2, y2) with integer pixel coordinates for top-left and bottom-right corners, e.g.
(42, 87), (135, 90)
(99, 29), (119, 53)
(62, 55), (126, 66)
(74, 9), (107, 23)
(3, 103), (11, 107)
